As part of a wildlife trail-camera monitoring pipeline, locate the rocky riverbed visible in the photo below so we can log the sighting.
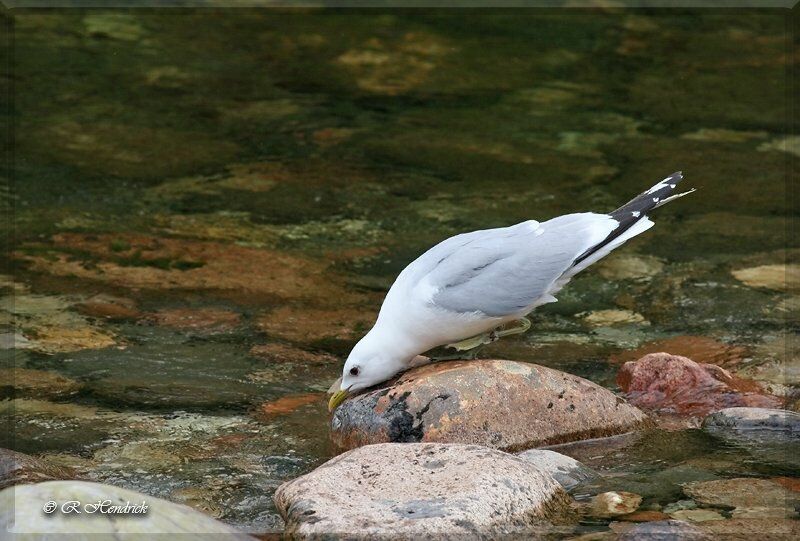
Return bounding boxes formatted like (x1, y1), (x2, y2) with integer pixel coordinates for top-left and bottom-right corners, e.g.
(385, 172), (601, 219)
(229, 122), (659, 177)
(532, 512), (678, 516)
(4, 6), (798, 540)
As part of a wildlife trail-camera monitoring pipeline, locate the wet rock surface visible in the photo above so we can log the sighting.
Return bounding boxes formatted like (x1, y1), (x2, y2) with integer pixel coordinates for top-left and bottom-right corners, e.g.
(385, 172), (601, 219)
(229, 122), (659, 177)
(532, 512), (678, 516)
(1, 480), (254, 537)
(703, 406), (800, 433)
(7, 9), (798, 534)
(274, 442), (574, 538)
(617, 520), (709, 541)
(331, 360), (650, 452)
(617, 353), (782, 418)
(0, 448), (79, 490)
(0, 368), (82, 399)
(516, 449), (598, 491)
(682, 478), (799, 513)
(588, 491), (642, 518)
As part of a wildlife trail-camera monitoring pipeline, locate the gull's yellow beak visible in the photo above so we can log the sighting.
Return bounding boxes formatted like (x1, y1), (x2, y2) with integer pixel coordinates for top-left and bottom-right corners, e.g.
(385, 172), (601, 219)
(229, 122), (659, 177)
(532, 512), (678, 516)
(328, 389), (351, 412)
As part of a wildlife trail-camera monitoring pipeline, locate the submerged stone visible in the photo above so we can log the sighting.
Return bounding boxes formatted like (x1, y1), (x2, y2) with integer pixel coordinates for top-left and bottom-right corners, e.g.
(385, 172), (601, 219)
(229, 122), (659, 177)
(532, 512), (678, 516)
(144, 307), (241, 334)
(581, 309), (647, 327)
(331, 360), (650, 453)
(669, 509), (725, 522)
(274, 442), (574, 539)
(1, 481), (254, 537)
(731, 264), (800, 292)
(516, 449), (598, 492)
(0, 368), (82, 399)
(617, 353), (782, 417)
(683, 478), (799, 511)
(589, 491), (642, 518)
(0, 448), (79, 490)
(610, 336), (748, 369)
(703, 407), (800, 434)
(248, 343), (338, 364)
(617, 520), (709, 541)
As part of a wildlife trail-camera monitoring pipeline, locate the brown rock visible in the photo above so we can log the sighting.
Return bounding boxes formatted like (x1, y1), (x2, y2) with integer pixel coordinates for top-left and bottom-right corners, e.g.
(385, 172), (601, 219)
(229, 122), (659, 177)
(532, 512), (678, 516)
(589, 491), (642, 518)
(0, 368), (82, 399)
(618, 520), (709, 541)
(618, 510), (671, 522)
(248, 343), (337, 364)
(76, 295), (141, 320)
(331, 360), (650, 453)
(146, 307), (240, 333)
(610, 336), (748, 368)
(0, 448), (79, 490)
(683, 478), (799, 510)
(699, 518), (799, 540)
(16, 233), (366, 305)
(258, 305), (373, 345)
(256, 393), (323, 420)
(274, 442), (573, 539)
(772, 477), (800, 492)
(617, 353), (782, 417)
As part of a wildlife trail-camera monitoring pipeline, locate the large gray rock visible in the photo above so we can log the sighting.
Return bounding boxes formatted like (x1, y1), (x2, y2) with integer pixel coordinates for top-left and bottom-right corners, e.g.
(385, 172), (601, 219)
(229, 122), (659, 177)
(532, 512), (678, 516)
(274, 442), (574, 539)
(331, 359), (650, 452)
(618, 520), (709, 541)
(702, 407), (800, 470)
(0, 448), (78, 490)
(1, 480), (254, 538)
(702, 407), (800, 434)
(516, 449), (598, 491)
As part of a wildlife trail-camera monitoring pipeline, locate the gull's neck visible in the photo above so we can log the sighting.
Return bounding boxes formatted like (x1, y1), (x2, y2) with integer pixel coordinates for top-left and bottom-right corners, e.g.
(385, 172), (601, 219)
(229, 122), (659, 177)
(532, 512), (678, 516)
(360, 321), (421, 363)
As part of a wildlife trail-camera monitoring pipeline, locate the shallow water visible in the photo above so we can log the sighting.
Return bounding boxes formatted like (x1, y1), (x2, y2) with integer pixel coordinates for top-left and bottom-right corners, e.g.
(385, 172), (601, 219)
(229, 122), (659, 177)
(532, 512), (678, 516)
(3, 7), (798, 535)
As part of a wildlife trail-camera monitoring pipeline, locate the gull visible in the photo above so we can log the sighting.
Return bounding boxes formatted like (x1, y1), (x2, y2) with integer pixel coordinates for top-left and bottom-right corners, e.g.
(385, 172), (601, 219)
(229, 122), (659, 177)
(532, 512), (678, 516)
(329, 172), (693, 411)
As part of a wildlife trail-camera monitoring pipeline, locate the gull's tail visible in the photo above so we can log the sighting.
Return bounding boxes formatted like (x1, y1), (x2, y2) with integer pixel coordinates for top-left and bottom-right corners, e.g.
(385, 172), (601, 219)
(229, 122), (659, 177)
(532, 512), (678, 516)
(573, 171), (694, 266)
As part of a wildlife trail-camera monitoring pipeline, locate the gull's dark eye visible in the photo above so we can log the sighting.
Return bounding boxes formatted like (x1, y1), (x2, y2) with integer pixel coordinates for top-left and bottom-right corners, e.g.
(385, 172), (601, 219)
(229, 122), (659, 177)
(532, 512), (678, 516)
(349, 366), (360, 377)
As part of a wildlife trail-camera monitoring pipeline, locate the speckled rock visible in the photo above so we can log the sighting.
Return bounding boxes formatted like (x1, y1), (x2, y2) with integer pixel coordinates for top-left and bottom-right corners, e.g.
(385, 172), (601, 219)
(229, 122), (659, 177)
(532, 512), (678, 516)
(589, 491), (642, 518)
(683, 478), (799, 511)
(699, 518), (800, 540)
(617, 353), (782, 417)
(0, 448), (78, 490)
(1, 480), (254, 538)
(703, 407), (800, 433)
(702, 407), (800, 469)
(516, 449), (598, 491)
(274, 442), (574, 539)
(331, 360), (650, 452)
(617, 520), (709, 541)
(0, 368), (82, 399)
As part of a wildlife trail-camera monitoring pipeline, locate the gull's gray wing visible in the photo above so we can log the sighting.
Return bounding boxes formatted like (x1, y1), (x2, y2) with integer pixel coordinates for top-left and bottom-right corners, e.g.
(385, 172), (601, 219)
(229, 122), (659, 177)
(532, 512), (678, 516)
(421, 214), (616, 317)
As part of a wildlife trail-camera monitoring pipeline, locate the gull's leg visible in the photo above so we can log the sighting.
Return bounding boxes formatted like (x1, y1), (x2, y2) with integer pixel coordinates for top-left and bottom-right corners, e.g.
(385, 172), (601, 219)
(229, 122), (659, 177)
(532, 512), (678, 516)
(445, 317), (532, 351)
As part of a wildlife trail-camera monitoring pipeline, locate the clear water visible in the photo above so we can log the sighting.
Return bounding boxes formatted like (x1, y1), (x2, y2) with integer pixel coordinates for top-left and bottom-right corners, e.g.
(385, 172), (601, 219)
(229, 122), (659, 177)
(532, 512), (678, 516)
(2, 7), (797, 535)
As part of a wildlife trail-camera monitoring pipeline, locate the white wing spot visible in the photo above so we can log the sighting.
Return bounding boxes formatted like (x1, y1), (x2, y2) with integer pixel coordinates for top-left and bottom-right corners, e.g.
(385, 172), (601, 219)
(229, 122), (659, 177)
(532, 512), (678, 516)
(631, 211), (641, 217)
(653, 197), (659, 202)
(669, 184), (676, 188)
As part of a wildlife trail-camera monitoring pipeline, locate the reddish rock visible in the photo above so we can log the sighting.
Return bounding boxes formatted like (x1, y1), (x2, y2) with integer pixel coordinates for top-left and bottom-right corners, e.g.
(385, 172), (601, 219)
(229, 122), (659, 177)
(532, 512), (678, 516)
(248, 343), (337, 364)
(145, 307), (241, 333)
(617, 353), (782, 417)
(76, 295), (141, 320)
(256, 393), (323, 420)
(618, 510), (671, 522)
(0, 448), (79, 490)
(772, 477), (800, 492)
(331, 360), (650, 453)
(610, 336), (748, 368)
